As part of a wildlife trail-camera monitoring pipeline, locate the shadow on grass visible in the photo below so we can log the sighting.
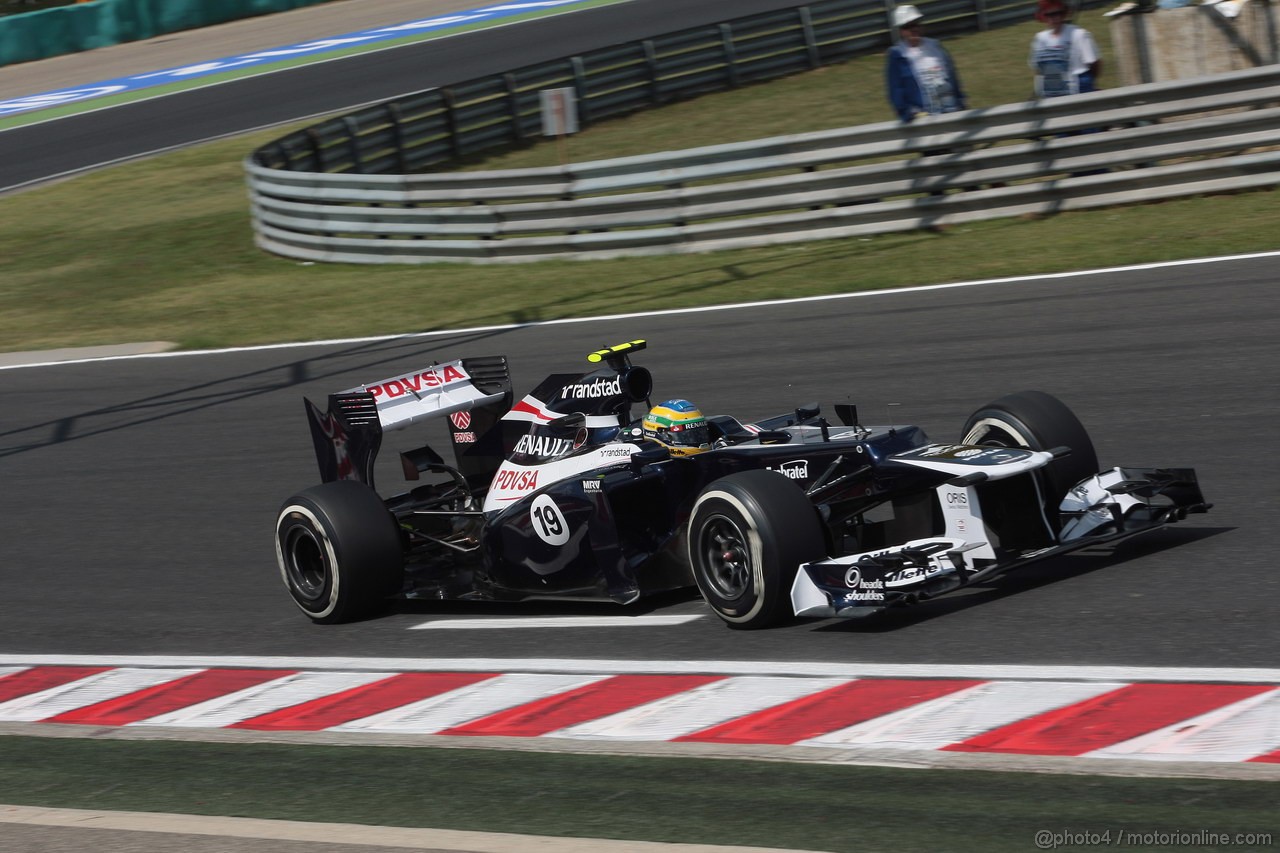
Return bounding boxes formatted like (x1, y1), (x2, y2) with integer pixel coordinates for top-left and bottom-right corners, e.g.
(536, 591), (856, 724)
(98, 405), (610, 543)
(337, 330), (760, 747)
(0, 232), (933, 460)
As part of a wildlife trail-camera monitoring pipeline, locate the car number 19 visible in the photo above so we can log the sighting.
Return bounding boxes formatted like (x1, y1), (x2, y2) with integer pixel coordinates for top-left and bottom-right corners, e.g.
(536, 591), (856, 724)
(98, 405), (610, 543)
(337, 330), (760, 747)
(530, 494), (570, 545)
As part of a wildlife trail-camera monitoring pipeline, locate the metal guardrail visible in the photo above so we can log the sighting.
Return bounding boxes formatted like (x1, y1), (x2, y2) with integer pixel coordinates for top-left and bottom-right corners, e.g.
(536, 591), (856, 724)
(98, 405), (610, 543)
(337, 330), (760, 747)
(246, 0), (1277, 264)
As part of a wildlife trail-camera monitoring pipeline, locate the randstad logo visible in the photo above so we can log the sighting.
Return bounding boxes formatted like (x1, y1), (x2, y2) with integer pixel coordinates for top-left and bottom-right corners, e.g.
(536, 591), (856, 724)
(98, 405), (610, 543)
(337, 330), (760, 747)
(564, 377), (621, 399)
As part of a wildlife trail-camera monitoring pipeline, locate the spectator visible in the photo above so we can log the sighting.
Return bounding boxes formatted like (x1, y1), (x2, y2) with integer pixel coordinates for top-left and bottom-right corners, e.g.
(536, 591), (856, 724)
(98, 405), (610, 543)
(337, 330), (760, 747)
(1029, 0), (1102, 98)
(885, 5), (967, 123)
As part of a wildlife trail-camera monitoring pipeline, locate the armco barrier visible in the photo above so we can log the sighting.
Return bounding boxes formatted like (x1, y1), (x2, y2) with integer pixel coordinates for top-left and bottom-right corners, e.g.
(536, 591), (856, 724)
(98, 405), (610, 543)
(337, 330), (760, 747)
(250, 0), (1113, 176)
(0, 0), (332, 66)
(247, 65), (1280, 264)
(245, 0), (1278, 264)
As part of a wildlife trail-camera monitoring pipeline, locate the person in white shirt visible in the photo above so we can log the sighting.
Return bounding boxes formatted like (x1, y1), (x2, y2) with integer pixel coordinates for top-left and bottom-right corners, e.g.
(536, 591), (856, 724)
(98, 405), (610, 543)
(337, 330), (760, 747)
(1029, 0), (1102, 98)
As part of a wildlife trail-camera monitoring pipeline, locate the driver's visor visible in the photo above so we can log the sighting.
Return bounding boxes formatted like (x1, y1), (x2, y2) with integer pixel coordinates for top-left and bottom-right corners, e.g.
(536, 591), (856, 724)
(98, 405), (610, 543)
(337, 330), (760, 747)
(663, 423), (709, 448)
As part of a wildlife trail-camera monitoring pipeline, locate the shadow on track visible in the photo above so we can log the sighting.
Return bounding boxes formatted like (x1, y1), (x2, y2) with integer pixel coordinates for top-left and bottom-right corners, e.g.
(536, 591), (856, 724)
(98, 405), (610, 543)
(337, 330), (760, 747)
(0, 326), (521, 459)
(809, 525), (1232, 633)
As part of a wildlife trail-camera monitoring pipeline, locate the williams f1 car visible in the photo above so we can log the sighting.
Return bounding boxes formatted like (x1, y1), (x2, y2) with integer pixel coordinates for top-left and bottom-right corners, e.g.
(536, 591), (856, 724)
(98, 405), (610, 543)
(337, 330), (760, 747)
(275, 340), (1209, 628)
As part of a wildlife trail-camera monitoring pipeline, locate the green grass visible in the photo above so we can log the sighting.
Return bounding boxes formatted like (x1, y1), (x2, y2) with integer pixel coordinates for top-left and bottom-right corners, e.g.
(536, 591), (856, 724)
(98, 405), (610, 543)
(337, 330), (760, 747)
(0, 16), (1276, 356)
(0, 736), (1275, 852)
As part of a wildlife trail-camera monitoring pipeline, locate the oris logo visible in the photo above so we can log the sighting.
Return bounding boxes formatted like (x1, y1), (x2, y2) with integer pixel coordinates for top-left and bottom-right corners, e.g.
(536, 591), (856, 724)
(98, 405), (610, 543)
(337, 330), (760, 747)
(946, 492), (968, 505)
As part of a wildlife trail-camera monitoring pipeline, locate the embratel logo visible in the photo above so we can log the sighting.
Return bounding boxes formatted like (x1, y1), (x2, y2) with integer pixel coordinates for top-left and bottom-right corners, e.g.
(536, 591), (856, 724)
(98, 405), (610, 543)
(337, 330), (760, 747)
(769, 460), (809, 480)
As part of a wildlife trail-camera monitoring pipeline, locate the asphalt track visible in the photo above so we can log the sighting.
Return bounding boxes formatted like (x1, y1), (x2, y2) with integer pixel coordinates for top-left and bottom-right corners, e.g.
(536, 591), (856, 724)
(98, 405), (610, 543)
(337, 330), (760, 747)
(2, 257), (1276, 667)
(0, 0), (807, 191)
(0, 4), (1277, 849)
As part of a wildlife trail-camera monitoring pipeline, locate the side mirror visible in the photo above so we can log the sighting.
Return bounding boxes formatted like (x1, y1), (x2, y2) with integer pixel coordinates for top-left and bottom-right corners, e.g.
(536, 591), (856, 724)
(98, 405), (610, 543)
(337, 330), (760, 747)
(795, 402), (820, 422)
(630, 444), (670, 472)
(546, 412), (586, 436)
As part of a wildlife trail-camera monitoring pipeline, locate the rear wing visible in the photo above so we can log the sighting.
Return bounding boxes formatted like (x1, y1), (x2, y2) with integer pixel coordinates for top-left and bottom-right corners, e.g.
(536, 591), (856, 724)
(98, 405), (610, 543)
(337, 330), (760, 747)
(304, 356), (512, 486)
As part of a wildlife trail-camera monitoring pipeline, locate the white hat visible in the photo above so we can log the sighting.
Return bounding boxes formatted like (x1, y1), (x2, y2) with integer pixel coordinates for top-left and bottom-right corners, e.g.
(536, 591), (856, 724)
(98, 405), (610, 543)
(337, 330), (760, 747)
(893, 5), (924, 27)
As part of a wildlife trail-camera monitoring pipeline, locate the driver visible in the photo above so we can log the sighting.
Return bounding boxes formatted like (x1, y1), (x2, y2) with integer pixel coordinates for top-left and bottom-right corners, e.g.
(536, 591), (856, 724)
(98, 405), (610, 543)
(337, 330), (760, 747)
(641, 399), (711, 456)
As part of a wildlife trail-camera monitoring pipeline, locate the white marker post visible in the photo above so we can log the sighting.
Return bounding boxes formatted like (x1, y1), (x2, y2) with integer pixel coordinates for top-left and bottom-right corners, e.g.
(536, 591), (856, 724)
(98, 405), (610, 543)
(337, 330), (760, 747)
(540, 86), (579, 166)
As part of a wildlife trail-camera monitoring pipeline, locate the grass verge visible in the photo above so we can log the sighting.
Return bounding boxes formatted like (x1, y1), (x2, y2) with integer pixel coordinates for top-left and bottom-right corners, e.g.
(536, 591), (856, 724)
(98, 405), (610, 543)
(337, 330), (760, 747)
(0, 15), (1277, 354)
(0, 736), (1276, 852)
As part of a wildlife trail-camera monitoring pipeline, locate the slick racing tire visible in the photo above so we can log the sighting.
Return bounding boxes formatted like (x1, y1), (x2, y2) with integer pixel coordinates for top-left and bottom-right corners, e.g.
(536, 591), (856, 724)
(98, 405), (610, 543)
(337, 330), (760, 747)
(688, 470), (826, 629)
(961, 390), (1099, 523)
(276, 480), (404, 624)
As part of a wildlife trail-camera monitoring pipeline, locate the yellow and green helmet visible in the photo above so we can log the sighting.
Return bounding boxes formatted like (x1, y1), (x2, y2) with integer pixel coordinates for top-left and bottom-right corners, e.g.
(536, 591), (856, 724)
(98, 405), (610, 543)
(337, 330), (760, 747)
(641, 399), (711, 456)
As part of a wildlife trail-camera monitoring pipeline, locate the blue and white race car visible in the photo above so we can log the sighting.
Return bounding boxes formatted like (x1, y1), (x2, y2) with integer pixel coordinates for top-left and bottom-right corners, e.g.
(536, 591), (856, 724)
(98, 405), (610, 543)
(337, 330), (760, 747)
(275, 340), (1209, 628)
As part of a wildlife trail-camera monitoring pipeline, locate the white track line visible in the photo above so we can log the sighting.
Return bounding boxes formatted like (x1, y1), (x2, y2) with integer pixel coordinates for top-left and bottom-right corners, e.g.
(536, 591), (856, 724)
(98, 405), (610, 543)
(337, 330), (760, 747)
(2, 655), (1279, 683)
(4, 250), (1278, 371)
(411, 615), (704, 629)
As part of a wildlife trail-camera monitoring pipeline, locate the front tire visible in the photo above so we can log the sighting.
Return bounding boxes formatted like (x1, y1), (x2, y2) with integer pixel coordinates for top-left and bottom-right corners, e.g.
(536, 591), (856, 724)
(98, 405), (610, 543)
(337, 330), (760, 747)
(961, 390), (1099, 524)
(275, 480), (404, 624)
(688, 470), (826, 629)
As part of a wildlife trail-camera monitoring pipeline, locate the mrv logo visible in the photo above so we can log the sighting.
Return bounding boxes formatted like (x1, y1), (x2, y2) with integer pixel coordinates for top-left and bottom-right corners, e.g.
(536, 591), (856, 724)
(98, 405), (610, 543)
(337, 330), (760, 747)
(768, 460), (809, 480)
(564, 377), (621, 399)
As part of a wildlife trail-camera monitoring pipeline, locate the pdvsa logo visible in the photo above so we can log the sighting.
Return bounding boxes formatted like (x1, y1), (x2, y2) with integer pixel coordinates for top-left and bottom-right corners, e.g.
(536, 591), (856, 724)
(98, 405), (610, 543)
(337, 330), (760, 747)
(365, 364), (467, 400)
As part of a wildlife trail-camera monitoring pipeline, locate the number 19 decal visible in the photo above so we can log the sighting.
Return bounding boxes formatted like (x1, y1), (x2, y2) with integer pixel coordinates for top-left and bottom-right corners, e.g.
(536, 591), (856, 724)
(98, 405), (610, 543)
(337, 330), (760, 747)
(530, 494), (570, 545)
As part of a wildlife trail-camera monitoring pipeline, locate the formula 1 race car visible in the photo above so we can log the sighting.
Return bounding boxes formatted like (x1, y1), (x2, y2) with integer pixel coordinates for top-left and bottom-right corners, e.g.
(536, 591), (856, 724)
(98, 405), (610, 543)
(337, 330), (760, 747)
(274, 340), (1210, 628)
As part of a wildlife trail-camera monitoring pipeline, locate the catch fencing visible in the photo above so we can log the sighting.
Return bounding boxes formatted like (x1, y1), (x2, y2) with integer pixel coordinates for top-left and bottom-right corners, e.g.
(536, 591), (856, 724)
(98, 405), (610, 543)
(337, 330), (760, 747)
(245, 0), (1279, 264)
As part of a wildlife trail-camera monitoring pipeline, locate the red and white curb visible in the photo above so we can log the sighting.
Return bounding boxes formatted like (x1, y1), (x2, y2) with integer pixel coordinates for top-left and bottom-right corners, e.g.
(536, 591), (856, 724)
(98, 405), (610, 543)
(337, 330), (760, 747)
(1, 658), (1278, 765)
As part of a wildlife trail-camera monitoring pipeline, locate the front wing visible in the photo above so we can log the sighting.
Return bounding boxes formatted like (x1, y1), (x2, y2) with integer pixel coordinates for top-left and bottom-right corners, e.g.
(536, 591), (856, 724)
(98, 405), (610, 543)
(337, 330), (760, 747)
(792, 466), (1210, 619)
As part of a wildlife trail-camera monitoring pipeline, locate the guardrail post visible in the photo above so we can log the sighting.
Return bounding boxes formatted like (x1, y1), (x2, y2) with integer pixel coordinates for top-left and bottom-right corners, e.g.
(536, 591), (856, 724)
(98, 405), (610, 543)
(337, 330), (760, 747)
(1265, 0), (1279, 63)
(571, 57), (592, 125)
(643, 39), (661, 104)
(387, 103), (408, 173)
(442, 88), (463, 160)
(343, 116), (363, 174)
(976, 0), (990, 32)
(504, 73), (525, 143)
(799, 6), (821, 68)
(720, 23), (740, 87)
(306, 128), (325, 171)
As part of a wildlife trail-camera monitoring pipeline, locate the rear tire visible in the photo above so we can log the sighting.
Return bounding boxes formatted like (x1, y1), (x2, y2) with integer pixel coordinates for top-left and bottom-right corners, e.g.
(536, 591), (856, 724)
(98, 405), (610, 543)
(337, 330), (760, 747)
(688, 470), (826, 629)
(961, 390), (1099, 523)
(275, 480), (404, 624)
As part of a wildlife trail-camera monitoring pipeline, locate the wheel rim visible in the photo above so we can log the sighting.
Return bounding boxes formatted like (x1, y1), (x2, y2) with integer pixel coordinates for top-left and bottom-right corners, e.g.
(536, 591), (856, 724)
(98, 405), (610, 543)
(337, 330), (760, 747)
(283, 523), (329, 603)
(698, 513), (751, 600)
(964, 418), (1028, 449)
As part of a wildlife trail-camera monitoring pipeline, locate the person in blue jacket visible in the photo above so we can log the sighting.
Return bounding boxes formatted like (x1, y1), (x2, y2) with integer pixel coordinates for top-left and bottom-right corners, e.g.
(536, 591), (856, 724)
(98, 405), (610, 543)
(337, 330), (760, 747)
(884, 5), (967, 123)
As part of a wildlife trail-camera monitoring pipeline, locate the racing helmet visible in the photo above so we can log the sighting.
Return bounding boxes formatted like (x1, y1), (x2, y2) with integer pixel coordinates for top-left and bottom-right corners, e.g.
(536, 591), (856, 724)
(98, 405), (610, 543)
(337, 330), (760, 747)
(642, 399), (711, 456)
